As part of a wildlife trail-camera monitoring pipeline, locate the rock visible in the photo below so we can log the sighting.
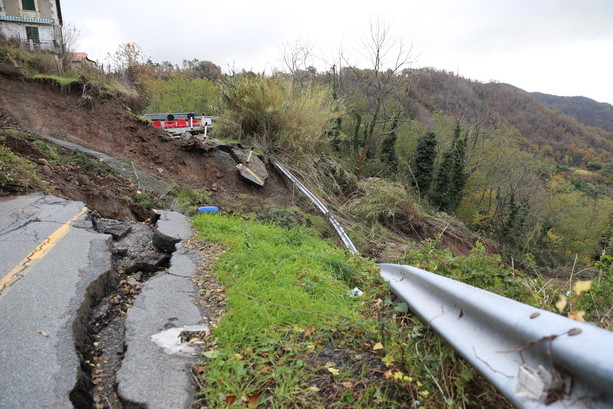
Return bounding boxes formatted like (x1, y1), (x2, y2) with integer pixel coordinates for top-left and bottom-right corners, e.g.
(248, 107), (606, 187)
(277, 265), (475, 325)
(152, 229), (180, 253)
(91, 215), (133, 241)
(114, 248), (128, 257)
(77, 174), (91, 185)
(123, 253), (170, 274)
(41, 165), (53, 176)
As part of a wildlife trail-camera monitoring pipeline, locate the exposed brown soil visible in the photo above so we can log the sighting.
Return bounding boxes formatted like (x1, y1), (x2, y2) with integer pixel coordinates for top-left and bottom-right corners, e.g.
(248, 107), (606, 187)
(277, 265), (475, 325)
(0, 72), (291, 202)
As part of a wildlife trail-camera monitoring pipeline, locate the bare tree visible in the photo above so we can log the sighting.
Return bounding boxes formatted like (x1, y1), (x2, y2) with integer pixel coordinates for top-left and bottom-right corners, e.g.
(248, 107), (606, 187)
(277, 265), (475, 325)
(343, 19), (413, 175)
(56, 22), (79, 74)
(280, 39), (316, 85)
(107, 43), (147, 83)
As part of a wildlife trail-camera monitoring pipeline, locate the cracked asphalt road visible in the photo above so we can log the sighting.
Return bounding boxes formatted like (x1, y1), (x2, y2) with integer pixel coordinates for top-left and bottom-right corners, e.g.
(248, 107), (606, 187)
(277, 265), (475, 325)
(0, 192), (112, 408)
(0, 193), (207, 409)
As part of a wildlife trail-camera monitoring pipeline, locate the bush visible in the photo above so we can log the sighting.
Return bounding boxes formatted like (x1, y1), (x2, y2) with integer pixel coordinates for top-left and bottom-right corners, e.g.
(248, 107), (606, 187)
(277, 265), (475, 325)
(219, 74), (344, 156)
(344, 178), (420, 234)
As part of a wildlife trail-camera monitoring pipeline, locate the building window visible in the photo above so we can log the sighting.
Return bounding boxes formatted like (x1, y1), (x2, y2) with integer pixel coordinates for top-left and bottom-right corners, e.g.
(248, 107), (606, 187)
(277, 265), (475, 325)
(26, 26), (40, 43)
(22, 0), (36, 11)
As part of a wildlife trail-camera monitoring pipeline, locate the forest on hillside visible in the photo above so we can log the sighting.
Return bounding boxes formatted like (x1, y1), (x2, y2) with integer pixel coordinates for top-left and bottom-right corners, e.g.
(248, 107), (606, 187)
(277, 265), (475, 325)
(95, 37), (613, 274)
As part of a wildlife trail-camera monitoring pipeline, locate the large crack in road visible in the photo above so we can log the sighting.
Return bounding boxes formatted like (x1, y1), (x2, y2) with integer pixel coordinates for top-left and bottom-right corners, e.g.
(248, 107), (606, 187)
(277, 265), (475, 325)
(70, 213), (170, 409)
(0, 194), (208, 409)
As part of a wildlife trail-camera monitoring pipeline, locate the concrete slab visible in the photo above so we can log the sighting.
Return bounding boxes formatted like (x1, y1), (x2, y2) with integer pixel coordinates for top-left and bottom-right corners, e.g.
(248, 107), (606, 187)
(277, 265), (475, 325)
(117, 211), (205, 409)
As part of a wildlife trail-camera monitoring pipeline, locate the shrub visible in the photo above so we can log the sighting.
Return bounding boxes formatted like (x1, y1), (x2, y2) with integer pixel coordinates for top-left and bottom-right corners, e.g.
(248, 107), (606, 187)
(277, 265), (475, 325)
(344, 178), (420, 234)
(219, 74), (344, 156)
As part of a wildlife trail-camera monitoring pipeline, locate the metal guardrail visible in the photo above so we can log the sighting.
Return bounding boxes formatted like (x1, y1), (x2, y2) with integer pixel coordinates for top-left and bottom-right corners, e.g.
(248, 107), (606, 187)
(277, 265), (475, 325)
(380, 263), (613, 409)
(271, 159), (358, 255)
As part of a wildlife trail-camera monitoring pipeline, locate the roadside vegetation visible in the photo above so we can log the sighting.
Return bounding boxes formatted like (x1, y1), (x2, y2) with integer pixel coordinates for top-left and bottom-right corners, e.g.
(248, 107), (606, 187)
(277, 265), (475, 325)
(191, 213), (512, 408)
(188, 210), (610, 408)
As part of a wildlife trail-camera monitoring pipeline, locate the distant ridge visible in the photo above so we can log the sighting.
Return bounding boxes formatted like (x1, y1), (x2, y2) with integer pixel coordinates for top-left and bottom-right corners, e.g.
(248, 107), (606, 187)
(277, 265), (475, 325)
(530, 92), (613, 132)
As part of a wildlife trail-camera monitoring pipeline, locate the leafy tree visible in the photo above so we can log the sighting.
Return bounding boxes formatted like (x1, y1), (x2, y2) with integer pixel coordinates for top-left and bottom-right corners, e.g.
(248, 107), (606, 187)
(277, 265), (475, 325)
(182, 59), (223, 81)
(411, 131), (437, 196)
(379, 129), (398, 175)
(144, 72), (219, 114)
(107, 42), (147, 83)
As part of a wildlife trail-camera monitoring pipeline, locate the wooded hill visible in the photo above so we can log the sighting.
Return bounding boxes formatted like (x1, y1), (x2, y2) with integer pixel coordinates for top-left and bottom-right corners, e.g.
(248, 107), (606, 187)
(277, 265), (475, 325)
(126, 45), (613, 271)
(3, 37), (613, 273)
(409, 69), (613, 172)
(531, 91), (613, 133)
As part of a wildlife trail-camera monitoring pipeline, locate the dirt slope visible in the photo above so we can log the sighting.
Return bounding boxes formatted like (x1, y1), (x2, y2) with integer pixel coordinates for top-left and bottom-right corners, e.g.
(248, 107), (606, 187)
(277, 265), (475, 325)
(0, 72), (294, 213)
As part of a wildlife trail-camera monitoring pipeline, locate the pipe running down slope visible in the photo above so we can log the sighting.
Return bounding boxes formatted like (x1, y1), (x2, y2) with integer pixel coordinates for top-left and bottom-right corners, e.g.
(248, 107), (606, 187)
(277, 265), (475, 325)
(271, 159), (358, 254)
(380, 263), (613, 409)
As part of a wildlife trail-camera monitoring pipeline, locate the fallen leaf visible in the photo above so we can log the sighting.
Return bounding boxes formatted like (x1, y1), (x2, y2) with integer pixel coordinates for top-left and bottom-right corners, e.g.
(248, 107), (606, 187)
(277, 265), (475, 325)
(203, 350), (219, 359)
(247, 393), (260, 408)
(341, 381), (354, 388)
(188, 338), (200, 344)
(308, 386), (320, 392)
(324, 361), (336, 368)
(327, 367), (340, 376)
(555, 295), (567, 313)
(304, 325), (316, 337)
(373, 342), (384, 351)
(234, 353), (243, 360)
(568, 310), (586, 322)
(259, 364), (271, 374)
(573, 280), (592, 296)
(382, 355), (395, 367)
(394, 371), (407, 380)
(37, 330), (49, 337)
(225, 395), (236, 405)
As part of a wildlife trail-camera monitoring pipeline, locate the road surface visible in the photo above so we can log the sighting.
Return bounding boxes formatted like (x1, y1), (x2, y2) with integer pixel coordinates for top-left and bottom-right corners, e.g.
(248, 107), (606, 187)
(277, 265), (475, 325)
(0, 193), (206, 408)
(0, 193), (112, 408)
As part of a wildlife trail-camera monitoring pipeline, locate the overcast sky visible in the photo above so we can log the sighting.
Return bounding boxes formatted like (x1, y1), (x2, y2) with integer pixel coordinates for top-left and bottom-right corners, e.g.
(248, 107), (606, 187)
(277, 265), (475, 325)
(60, 0), (613, 104)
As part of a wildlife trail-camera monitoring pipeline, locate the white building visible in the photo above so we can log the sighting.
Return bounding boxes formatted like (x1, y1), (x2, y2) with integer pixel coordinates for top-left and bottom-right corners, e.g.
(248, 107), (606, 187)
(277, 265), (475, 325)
(0, 0), (63, 51)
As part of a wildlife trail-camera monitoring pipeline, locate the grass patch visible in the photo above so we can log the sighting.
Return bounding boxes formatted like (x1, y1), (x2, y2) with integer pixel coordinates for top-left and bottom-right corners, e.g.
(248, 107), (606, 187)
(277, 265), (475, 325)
(33, 74), (80, 94)
(191, 213), (509, 408)
(169, 185), (213, 215)
(193, 213), (364, 345)
(0, 144), (43, 194)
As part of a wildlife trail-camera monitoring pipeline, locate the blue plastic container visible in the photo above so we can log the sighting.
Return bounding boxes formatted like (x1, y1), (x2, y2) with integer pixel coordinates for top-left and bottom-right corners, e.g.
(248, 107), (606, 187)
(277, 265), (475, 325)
(197, 206), (219, 213)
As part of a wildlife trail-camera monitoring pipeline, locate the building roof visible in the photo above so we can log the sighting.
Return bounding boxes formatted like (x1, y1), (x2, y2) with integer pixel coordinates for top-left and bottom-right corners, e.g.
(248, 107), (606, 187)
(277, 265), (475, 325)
(68, 52), (90, 62)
